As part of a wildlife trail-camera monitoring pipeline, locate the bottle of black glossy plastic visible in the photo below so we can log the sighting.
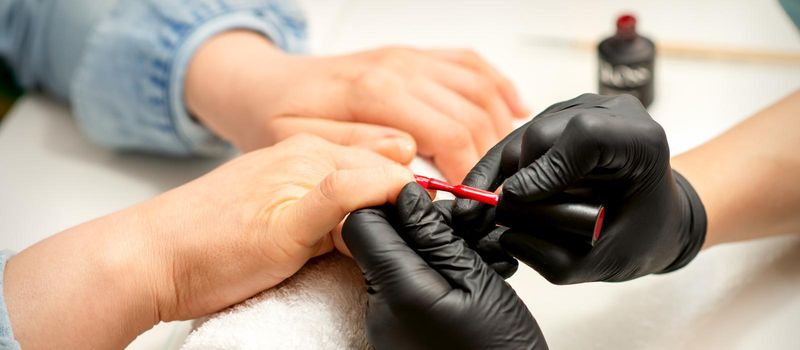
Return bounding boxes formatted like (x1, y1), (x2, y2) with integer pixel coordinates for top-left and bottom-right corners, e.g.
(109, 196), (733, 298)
(598, 14), (655, 108)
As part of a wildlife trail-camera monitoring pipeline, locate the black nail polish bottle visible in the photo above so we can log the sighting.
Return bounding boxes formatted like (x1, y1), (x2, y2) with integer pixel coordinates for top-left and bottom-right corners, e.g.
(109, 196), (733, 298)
(598, 14), (656, 108)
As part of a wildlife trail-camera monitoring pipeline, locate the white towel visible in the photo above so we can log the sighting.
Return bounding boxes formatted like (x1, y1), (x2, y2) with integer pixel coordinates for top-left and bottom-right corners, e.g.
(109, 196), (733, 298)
(181, 253), (370, 350)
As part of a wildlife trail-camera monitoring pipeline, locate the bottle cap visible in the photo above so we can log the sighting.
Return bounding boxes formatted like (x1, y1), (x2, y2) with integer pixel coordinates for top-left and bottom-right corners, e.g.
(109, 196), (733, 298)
(616, 14), (637, 40)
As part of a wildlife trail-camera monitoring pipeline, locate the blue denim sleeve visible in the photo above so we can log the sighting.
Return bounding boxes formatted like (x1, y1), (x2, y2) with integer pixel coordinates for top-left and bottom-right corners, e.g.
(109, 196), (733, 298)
(0, 1), (117, 103)
(70, 0), (307, 155)
(0, 251), (20, 350)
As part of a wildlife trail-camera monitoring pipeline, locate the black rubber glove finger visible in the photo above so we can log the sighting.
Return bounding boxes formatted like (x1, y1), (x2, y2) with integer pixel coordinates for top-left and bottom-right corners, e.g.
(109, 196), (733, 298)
(536, 93), (613, 115)
(497, 94), (706, 283)
(347, 184), (548, 350)
(500, 229), (585, 285)
(503, 113), (607, 203)
(516, 110), (575, 167)
(474, 227), (519, 279)
(343, 206), (452, 307)
(433, 200), (455, 223)
(395, 184), (492, 289)
(453, 123), (528, 229)
(435, 200), (518, 279)
(499, 130), (524, 178)
(451, 94), (606, 246)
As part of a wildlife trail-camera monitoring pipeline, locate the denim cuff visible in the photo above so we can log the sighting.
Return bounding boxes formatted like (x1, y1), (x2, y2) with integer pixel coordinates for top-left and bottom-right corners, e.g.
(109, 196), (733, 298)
(0, 250), (20, 350)
(71, 0), (307, 156)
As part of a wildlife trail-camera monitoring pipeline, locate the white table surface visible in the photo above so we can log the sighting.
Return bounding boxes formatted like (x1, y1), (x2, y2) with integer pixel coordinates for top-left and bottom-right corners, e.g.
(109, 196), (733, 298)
(1, 0), (799, 349)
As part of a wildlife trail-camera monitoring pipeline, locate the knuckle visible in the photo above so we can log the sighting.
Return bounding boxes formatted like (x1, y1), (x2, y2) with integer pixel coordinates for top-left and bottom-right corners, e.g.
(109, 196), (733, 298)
(521, 124), (557, 161)
(352, 68), (401, 95)
(613, 93), (641, 106)
(473, 76), (496, 95)
(458, 48), (482, 61)
(570, 112), (602, 135)
(319, 171), (345, 207)
(640, 120), (669, 149)
(373, 46), (414, 67)
(523, 122), (552, 142)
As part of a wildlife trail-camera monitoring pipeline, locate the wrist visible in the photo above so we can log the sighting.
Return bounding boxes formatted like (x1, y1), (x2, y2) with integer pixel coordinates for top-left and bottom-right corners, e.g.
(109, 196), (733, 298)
(659, 170), (708, 273)
(185, 30), (293, 149)
(671, 152), (721, 249)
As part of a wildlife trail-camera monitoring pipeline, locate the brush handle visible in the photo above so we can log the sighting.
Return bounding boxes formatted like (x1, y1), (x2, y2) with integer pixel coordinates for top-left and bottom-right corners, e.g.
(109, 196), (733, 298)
(415, 175), (499, 205)
(415, 175), (604, 243)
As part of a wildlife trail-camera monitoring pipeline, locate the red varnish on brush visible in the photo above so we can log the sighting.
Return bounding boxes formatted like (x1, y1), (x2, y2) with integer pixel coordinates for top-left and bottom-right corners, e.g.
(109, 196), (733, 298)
(415, 174), (605, 245)
(415, 175), (499, 205)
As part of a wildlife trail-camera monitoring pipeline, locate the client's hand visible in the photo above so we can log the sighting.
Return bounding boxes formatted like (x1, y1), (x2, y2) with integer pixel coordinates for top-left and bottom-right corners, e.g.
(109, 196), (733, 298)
(343, 184), (547, 350)
(186, 30), (529, 182)
(145, 135), (414, 321)
(4, 135), (412, 349)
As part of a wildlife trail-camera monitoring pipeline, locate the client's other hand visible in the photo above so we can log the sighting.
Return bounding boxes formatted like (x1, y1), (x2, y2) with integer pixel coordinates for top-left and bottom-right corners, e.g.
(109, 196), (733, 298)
(186, 31), (529, 182)
(343, 184), (547, 350)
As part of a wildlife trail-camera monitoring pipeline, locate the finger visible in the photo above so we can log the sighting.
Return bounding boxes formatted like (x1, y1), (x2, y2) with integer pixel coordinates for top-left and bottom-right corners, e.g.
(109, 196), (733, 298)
(473, 227), (519, 279)
(350, 90), (479, 182)
(409, 77), (499, 153)
(500, 128), (525, 177)
(394, 183), (491, 289)
(424, 48), (530, 118)
(284, 164), (414, 253)
(413, 55), (515, 137)
(435, 200), (518, 278)
(279, 134), (400, 171)
(453, 123), (528, 228)
(335, 189), (436, 257)
(271, 117), (417, 164)
(500, 229), (584, 285)
(503, 114), (603, 202)
(517, 110), (574, 167)
(343, 206), (453, 305)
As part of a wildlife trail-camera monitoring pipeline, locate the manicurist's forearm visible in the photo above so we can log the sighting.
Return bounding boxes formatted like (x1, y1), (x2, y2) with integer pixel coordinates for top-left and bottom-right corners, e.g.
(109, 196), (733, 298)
(3, 206), (161, 349)
(671, 89), (800, 248)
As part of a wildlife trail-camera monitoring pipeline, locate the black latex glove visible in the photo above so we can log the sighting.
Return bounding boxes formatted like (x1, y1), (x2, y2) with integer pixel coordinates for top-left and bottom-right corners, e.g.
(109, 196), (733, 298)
(343, 183), (547, 350)
(434, 200), (518, 279)
(454, 93), (707, 284)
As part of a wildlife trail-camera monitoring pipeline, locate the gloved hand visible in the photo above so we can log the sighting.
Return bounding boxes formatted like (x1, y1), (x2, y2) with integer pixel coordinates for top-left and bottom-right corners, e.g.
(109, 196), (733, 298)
(435, 200), (519, 279)
(343, 183), (547, 350)
(454, 93), (707, 284)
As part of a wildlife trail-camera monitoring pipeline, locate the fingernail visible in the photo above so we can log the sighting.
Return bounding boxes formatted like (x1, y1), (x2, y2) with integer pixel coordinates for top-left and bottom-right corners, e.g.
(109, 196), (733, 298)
(518, 102), (533, 118)
(372, 136), (416, 163)
(394, 136), (416, 155)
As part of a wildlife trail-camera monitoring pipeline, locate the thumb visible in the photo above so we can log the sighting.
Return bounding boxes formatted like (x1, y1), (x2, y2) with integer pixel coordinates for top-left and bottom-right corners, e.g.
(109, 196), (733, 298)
(283, 164), (414, 254)
(343, 205), (453, 304)
(394, 184), (492, 290)
(503, 114), (602, 202)
(271, 117), (417, 164)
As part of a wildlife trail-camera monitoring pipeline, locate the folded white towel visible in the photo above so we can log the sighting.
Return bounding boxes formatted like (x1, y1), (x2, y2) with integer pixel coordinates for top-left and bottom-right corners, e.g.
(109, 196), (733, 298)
(181, 253), (370, 350)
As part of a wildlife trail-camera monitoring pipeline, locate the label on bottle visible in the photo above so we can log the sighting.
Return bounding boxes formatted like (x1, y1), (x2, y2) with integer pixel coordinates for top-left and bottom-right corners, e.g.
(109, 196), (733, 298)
(598, 59), (654, 107)
(598, 61), (651, 88)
